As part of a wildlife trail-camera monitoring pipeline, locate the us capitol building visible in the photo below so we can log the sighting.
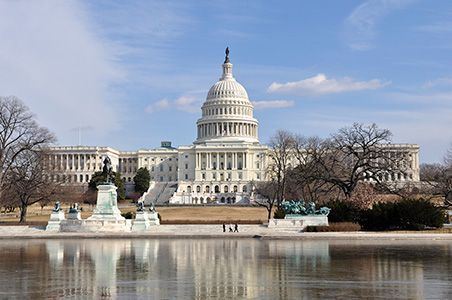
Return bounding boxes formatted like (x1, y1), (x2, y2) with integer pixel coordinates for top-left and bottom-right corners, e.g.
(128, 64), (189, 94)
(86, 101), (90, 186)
(47, 49), (420, 205)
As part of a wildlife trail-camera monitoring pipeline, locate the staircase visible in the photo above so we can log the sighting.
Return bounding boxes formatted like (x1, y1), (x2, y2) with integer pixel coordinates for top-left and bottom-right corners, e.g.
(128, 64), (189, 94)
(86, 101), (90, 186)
(143, 182), (166, 205)
(143, 182), (178, 205)
(156, 182), (178, 204)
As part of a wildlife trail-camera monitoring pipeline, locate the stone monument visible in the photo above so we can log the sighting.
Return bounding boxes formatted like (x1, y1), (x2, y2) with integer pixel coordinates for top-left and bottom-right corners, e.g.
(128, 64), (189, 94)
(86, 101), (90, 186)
(268, 200), (330, 231)
(46, 202), (65, 231)
(83, 156), (130, 231)
(148, 203), (160, 225)
(131, 201), (151, 231)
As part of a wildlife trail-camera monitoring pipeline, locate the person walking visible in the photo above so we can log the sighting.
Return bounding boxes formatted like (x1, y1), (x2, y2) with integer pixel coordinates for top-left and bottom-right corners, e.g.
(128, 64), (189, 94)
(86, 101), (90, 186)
(229, 225), (233, 232)
(234, 223), (239, 232)
(222, 223), (226, 232)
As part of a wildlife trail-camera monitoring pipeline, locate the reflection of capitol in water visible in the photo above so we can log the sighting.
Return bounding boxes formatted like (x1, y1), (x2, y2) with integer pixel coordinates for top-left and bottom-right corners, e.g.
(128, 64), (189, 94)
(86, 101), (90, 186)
(1, 240), (451, 298)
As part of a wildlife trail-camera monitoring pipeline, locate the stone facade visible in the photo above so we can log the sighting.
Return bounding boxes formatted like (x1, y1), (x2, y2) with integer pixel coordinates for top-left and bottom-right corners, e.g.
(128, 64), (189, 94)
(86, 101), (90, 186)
(46, 51), (421, 204)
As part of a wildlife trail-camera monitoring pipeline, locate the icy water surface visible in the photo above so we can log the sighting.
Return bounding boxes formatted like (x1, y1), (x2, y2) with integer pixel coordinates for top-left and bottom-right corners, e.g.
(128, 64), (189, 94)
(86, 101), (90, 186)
(0, 238), (452, 299)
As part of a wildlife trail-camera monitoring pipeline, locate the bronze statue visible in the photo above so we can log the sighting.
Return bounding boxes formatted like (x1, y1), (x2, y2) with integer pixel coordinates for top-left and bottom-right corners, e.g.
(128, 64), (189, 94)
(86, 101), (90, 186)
(102, 156), (113, 183)
(224, 46), (230, 63)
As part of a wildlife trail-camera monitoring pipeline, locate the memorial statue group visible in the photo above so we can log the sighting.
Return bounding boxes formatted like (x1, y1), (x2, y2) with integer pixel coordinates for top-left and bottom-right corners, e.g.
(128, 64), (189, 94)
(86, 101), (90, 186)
(281, 200), (330, 216)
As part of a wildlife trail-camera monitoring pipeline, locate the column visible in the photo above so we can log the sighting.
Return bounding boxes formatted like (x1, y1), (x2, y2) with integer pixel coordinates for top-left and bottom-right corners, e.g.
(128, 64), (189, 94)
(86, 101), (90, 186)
(217, 152), (220, 170)
(225, 152), (229, 170)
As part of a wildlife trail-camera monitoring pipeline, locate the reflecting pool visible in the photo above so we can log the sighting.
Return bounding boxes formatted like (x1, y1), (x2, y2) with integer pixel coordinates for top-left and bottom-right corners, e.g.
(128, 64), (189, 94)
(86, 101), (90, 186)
(0, 239), (452, 299)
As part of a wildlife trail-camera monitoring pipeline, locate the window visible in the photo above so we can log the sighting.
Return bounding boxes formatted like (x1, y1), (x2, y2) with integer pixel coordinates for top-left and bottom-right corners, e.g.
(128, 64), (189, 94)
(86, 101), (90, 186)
(196, 186), (201, 193)
(169, 166), (172, 172)
(185, 163), (188, 169)
(185, 174), (188, 180)
(233, 185), (238, 192)
(224, 186), (228, 193)
(242, 185), (248, 193)
(159, 165), (163, 172)
(202, 173), (206, 179)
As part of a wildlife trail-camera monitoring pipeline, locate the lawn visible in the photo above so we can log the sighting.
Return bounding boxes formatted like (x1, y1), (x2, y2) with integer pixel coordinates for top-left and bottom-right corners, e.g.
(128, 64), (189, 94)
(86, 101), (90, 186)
(0, 203), (269, 225)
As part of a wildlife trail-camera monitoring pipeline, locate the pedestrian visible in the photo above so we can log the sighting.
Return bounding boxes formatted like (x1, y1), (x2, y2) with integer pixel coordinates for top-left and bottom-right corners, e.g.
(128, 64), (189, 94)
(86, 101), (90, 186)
(234, 223), (239, 232)
(229, 225), (233, 232)
(222, 223), (226, 232)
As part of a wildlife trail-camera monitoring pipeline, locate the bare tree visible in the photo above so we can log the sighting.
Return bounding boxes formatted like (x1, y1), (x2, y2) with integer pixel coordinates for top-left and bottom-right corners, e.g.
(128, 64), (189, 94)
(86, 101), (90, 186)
(267, 130), (295, 207)
(290, 135), (342, 203)
(253, 181), (279, 220)
(295, 123), (403, 200)
(420, 161), (452, 207)
(0, 96), (55, 198)
(4, 150), (59, 222)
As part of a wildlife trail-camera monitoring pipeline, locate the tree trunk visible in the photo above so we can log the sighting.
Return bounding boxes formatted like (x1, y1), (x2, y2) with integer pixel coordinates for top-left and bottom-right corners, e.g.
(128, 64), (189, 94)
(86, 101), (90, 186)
(19, 204), (27, 223)
(267, 204), (273, 221)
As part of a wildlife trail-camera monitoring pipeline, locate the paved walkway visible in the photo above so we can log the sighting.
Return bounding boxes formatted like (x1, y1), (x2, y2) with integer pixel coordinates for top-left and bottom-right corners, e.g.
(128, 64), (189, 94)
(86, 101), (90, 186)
(1, 225), (452, 240)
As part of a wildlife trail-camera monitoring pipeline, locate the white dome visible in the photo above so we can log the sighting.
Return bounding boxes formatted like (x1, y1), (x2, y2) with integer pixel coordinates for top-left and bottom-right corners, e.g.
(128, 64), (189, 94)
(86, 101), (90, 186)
(195, 49), (259, 145)
(206, 79), (249, 101)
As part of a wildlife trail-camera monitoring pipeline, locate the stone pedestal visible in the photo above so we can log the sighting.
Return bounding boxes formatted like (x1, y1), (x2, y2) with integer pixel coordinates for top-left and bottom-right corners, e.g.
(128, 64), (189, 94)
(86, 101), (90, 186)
(81, 184), (130, 232)
(268, 215), (328, 231)
(67, 211), (82, 220)
(46, 210), (65, 231)
(87, 184), (125, 221)
(132, 211), (151, 231)
(148, 211), (160, 225)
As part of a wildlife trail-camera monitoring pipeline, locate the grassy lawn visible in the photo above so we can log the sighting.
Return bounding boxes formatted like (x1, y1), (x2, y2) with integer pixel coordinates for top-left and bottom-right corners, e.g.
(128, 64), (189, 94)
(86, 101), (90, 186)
(0, 203), (269, 225)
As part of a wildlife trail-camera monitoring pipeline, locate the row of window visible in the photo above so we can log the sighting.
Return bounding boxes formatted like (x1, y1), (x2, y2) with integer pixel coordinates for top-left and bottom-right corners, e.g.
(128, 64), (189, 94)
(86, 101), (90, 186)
(203, 106), (252, 117)
(185, 185), (248, 194)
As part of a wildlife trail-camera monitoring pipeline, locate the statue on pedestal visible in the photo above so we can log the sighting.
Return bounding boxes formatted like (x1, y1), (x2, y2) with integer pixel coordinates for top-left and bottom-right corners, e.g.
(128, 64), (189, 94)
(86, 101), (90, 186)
(102, 156), (113, 184)
(52, 201), (61, 212)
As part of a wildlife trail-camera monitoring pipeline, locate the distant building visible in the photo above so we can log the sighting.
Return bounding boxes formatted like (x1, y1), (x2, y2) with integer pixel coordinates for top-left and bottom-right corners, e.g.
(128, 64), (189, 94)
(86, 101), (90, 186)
(47, 50), (420, 204)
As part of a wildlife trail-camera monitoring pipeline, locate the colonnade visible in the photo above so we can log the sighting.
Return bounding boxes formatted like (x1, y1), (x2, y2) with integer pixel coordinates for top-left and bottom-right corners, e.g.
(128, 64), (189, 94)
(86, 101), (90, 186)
(197, 122), (257, 139)
(195, 152), (248, 170)
(48, 153), (101, 172)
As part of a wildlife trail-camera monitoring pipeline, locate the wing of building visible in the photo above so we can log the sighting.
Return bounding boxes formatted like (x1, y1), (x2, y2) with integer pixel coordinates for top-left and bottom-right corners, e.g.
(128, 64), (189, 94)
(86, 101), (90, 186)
(46, 50), (420, 204)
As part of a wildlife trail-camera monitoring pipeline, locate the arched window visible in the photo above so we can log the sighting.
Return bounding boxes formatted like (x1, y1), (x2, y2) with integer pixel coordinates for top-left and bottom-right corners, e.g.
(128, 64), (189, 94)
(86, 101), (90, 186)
(224, 185), (229, 193)
(214, 185), (220, 193)
(242, 185), (248, 193)
(205, 186), (210, 193)
(187, 186), (192, 193)
(233, 185), (238, 192)
(196, 185), (201, 193)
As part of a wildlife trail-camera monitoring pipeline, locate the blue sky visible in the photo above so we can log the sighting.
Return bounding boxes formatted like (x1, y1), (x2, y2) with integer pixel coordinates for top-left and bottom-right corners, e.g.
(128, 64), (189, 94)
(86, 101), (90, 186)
(1, 0), (452, 162)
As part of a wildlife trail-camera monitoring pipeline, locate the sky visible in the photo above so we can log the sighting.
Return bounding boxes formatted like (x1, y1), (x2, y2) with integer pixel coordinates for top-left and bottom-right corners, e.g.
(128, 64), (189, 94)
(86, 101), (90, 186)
(0, 0), (452, 163)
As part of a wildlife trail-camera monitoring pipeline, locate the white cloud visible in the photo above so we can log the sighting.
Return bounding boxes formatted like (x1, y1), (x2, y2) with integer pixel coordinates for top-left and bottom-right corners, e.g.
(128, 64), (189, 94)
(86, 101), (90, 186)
(145, 93), (203, 114)
(0, 1), (125, 145)
(252, 100), (294, 110)
(268, 74), (389, 96)
(344, 0), (415, 50)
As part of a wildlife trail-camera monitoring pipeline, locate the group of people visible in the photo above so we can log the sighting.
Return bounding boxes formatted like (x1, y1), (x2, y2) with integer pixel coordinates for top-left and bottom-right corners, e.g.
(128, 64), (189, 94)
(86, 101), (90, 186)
(223, 223), (239, 233)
